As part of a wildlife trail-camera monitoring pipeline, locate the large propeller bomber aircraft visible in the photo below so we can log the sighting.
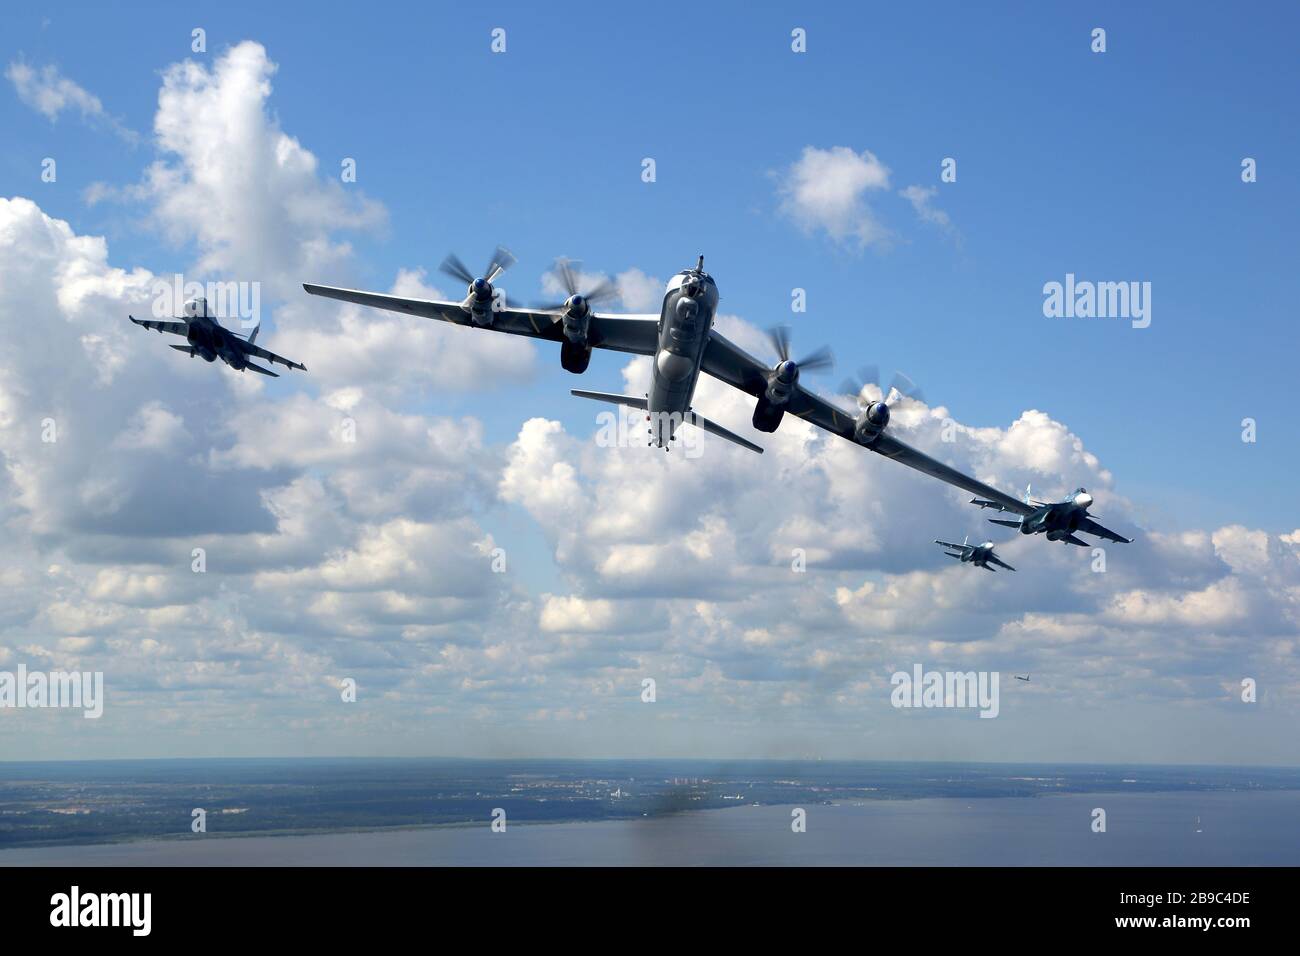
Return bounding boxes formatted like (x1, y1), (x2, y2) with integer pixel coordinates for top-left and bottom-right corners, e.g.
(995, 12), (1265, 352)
(301, 248), (1134, 552)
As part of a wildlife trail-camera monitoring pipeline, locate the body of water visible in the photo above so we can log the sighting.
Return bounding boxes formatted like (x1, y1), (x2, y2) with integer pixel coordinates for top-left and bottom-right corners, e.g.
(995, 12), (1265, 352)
(3, 790), (1295, 866)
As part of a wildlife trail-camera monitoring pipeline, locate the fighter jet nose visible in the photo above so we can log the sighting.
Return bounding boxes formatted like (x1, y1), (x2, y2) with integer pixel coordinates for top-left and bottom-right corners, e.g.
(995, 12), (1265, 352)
(1075, 492), (1093, 509)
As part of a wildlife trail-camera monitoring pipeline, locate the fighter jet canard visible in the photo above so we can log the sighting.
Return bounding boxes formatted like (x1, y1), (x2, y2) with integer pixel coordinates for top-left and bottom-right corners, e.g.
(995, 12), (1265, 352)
(305, 250), (1104, 513)
(129, 298), (307, 378)
(934, 535), (1016, 572)
(971, 484), (1133, 547)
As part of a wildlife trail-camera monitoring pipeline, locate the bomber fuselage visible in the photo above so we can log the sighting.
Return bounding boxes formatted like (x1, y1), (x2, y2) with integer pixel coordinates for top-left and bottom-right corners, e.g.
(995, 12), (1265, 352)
(646, 269), (718, 446)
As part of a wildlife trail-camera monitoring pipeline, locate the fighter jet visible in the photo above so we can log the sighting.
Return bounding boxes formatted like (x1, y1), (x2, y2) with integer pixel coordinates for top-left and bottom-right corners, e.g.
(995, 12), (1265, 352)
(934, 535), (1016, 571)
(1014, 674), (1030, 682)
(130, 298), (306, 377)
(971, 485), (1132, 546)
(304, 251), (1112, 517)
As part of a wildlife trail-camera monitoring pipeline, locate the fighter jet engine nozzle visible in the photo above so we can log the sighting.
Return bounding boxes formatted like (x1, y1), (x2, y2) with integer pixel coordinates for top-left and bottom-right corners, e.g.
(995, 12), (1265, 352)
(1073, 489), (1093, 509)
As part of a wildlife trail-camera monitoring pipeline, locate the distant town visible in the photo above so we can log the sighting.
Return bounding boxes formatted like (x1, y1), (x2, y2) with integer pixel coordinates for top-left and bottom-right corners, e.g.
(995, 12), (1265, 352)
(2, 758), (1297, 851)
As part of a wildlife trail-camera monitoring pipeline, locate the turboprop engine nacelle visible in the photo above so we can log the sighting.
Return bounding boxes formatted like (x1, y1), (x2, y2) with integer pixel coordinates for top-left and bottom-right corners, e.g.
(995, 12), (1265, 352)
(561, 294), (592, 345)
(854, 401), (890, 444)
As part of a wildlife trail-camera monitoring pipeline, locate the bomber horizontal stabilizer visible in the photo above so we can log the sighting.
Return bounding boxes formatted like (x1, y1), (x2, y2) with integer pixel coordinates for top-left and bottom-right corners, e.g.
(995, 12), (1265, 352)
(570, 389), (649, 411)
(569, 390), (763, 454)
(685, 409), (763, 454)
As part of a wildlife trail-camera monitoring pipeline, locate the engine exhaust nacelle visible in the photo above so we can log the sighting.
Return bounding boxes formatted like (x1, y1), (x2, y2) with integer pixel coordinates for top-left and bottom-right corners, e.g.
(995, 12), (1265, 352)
(560, 294), (592, 346)
(464, 277), (498, 326)
(764, 359), (799, 405)
(752, 396), (785, 433)
(853, 401), (890, 444)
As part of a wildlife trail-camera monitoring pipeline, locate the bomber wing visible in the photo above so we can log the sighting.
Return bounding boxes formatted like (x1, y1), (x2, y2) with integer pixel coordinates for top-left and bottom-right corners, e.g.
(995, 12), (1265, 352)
(302, 284), (660, 357)
(701, 330), (1033, 513)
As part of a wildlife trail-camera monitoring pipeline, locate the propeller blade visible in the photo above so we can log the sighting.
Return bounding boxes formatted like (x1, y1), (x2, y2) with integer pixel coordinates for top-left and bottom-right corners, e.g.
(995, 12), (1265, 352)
(794, 345), (834, 373)
(439, 253), (475, 285)
(584, 276), (619, 305)
(766, 325), (792, 363)
(840, 365), (879, 409)
(887, 370), (925, 404)
(537, 260), (622, 311)
(555, 258), (581, 297)
(483, 246), (517, 284)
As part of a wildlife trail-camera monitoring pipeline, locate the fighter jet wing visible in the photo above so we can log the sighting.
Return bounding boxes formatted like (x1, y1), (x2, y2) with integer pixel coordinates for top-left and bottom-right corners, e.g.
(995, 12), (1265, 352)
(302, 284), (660, 357)
(1076, 516), (1133, 544)
(701, 330), (1034, 514)
(239, 339), (307, 372)
(934, 540), (969, 552)
(130, 316), (189, 335)
(987, 555), (1017, 572)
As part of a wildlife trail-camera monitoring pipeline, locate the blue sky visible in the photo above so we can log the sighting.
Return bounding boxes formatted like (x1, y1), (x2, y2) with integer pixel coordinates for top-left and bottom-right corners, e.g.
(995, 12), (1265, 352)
(4, 1), (1296, 530)
(1, 1), (1297, 764)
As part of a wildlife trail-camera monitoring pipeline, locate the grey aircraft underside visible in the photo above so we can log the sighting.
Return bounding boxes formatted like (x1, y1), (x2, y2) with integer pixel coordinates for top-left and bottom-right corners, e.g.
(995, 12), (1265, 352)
(303, 250), (1133, 548)
(971, 485), (1132, 546)
(129, 297), (307, 377)
(934, 536), (1016, 571)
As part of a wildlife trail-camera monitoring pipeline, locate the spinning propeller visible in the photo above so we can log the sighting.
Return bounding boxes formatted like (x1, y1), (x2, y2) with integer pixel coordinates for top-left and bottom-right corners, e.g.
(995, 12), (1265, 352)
(840, 365), (926, 408)
(537, 258), (621, 317)
(440, 246), (517, 303)
(837, 366), (927, 439)
(764, 325), (834, 389)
